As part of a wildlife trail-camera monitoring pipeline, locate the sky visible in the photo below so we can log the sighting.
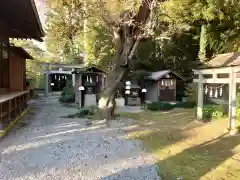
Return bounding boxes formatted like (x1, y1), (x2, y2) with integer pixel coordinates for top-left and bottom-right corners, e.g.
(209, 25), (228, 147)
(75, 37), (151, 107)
(34, 0), (46, 50)
(35, 0), (46, 25)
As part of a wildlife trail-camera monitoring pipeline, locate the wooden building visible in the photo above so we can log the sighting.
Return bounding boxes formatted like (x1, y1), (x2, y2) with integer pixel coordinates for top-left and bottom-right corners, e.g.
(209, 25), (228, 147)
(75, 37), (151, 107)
(0, 0), (44, 136)
(145, 70), (185, 102)
(74, 66), (107, 107)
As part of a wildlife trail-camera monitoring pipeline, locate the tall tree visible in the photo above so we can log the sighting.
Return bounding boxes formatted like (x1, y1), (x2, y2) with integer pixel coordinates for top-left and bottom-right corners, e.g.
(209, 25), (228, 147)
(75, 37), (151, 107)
(96, 0), (158, 120)
(160, 0), (230, 61)
(45, 0), (85, 63)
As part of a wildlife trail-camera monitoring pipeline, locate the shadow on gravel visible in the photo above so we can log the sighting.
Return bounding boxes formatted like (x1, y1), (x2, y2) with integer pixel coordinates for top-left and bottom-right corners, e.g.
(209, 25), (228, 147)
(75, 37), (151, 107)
(101, 164), (160, 180)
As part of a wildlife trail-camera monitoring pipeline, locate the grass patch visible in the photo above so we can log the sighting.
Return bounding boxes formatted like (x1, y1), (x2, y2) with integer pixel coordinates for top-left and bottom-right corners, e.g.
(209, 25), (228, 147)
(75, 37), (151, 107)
(121, 109), (240, 180)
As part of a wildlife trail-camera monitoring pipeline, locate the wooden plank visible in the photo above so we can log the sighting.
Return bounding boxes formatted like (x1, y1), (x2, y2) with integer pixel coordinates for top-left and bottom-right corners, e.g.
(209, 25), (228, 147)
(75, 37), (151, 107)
(0, 103), (2, 123)
(0, 91), (28, 103)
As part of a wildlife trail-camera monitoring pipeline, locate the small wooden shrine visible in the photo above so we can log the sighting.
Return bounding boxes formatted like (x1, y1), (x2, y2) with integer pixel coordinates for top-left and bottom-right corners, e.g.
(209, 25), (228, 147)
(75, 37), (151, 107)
(125, 84), (141, 106)
(73, 66), (107, 107)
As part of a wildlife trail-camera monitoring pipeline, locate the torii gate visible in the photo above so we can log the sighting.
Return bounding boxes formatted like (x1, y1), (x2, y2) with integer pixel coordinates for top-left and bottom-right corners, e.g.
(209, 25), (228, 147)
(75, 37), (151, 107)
(40, 63), (84, 96)
(194, 65), (239, 135)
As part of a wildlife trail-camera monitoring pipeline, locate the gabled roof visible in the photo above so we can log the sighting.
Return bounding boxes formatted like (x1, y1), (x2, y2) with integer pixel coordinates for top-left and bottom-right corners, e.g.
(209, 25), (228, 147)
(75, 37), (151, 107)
(0, 0), (45, 41)
(206, 52), (240, 68)
(147, 70), (185, 81)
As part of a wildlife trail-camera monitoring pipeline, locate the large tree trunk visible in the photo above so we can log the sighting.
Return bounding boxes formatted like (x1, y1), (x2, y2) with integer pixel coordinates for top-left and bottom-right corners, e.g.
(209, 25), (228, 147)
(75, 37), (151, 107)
(98, 65), (126, 121)
(98, 0), (154, 121)
(98, 26), (138, 121)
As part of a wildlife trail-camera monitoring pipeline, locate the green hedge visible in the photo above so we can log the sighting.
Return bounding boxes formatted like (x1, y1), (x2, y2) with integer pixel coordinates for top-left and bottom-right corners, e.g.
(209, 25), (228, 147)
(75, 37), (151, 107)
(59, 94), (75, 103)
(147, 101), (195, 111)
(61, 87), (74, 96)
(66, 105), (99, 118)
(59, 86), (75, 103)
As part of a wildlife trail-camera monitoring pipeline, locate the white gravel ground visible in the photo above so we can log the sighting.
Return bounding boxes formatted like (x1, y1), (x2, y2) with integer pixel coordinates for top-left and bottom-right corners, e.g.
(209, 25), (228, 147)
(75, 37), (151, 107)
(0, 97), (160, 180)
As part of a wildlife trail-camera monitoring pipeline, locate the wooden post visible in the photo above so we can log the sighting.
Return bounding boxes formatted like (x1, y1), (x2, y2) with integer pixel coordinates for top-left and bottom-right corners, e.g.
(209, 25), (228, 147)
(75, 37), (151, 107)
(197, 74), (204, 120)
(0, 103), (2, 130)
(78, 73), (82, 108)
(44, 71), (49, 97)
(228, 67), (237, 135)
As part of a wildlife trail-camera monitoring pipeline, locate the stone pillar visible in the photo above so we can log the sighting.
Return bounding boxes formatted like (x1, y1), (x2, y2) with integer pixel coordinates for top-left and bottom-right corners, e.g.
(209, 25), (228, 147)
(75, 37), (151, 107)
(101, 74), (105, 91)
(197, 74), (203, 120)
(72, 71), (76, 87)
(228, 67), (237, 135)
(44, 71), (49, 97)
(78, 73), (82, 108)
(85, 94), (97, 107)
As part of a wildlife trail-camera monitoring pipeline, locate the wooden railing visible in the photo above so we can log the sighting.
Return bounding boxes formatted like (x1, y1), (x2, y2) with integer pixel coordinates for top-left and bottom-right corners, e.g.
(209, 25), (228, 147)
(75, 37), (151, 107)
(0, 91), (28, 130)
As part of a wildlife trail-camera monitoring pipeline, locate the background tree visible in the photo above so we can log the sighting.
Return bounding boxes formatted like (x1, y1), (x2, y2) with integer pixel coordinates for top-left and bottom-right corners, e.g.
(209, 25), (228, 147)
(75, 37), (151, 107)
(160, 0), (240, 61)
(11, 40), (45, 80)
(45, 0), (86, 63)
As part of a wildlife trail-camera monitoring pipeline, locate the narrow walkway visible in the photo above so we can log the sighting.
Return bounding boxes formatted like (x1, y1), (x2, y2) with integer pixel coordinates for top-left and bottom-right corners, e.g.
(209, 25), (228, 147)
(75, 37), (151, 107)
(0, 97), (160, 180)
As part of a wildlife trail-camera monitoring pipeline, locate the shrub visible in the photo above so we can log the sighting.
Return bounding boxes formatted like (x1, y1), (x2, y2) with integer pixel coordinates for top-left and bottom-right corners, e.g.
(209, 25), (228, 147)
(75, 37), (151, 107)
(76, 108), (90, 117)
(61, 87), (73, 96)
(203, 104), (226, 120)
(66, 106), (100, 118)
(185, 83), (197, 105)
(147, 101), (195, 111)
(59, 93), (75, 103)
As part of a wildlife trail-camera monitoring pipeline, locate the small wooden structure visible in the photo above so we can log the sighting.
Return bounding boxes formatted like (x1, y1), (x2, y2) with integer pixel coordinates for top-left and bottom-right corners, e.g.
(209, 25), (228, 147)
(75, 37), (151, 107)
(0, 0), (44, 136)
(145, 70), (185, 102)
(193, 52), (240, 135)
(125, 84), (141, 106)
(73, 66), (107, 107)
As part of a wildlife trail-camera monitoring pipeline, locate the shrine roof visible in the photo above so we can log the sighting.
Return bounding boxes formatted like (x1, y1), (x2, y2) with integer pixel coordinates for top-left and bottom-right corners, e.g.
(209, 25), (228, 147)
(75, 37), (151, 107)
(206, 52), (240, 68)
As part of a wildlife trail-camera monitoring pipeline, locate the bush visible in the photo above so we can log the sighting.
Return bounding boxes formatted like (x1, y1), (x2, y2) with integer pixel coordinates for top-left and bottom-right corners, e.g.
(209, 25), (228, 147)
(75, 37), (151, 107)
(76, 108), (90, 117)
(147, 102), (171, 111)
(203, 104), (226, 120)
(59, 93), (75, 103)
(185, 83), (197, 105)
(66, 106), (100, 118)
(147, 101), (195, 111)
(61, 87), (73, 96)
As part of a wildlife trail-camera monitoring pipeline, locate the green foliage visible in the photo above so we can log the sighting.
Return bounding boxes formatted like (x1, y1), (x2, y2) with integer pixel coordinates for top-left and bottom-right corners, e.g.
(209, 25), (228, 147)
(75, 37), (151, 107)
(147, 101), (195, 111)
(203, 104), (226, 121)
(59, 94), (75, 103)
(185, 83), (197, 104)
(61, 87), (74, 96)
(59, 85), (74, 103)
(236, 90), (240, 119)
(76, 108), (91, 117)
(66, 105), (99, 118)
(45, 0), (85, 62)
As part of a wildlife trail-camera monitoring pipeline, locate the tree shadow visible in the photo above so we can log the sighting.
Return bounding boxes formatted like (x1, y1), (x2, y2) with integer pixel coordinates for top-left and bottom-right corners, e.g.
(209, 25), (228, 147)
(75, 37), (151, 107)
(156, 134), (240, 180)
(100, 163), (160, 180)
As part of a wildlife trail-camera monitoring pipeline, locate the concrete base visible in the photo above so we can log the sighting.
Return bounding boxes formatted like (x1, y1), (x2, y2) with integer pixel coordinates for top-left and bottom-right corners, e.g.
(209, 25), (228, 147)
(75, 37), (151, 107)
(84, 94), (97, 107)
(229, 128), (239, 136)
(116, 98), (125, 107)
(224, 128), (239, 136)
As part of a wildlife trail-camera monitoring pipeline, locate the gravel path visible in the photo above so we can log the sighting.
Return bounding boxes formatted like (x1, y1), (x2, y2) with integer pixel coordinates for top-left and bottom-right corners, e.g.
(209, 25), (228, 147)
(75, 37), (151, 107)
(0, 97), (160, 180)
